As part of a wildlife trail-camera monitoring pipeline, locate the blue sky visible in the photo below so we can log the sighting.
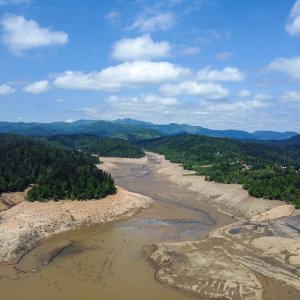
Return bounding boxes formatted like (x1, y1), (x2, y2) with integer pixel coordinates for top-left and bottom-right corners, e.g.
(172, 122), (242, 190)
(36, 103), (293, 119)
(0, 0), (300, 132)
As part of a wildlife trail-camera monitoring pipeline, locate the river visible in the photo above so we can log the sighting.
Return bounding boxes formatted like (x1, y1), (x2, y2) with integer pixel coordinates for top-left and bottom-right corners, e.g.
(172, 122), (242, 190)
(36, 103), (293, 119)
(0, 154), (233, 300)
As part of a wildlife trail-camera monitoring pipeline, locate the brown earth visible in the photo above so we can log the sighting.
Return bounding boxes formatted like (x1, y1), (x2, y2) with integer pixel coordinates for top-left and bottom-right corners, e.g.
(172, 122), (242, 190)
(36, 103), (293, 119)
(101, 153), (300, 300)
(0, 186), (152, 264)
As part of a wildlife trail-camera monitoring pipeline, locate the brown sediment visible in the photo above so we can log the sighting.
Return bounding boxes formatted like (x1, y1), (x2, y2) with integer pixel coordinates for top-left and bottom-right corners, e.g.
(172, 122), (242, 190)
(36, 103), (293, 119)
(40, 240), (74, 265)
(1, 152), (299, 300)
(0, 185), (153, 264)
(135, 153), (300, 300)
(0, 190), (27, 212)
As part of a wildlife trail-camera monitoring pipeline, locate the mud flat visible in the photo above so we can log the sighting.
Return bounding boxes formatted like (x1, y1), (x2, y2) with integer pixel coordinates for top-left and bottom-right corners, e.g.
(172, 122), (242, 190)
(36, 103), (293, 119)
(1, 153), (230, 300)
(1, 153), (299, 300)
(127, 153), (300, 300)
(0, 186), (152, 264)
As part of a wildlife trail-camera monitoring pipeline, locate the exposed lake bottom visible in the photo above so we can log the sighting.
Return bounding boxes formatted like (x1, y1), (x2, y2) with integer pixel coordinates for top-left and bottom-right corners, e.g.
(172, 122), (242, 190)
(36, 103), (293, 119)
(0, 155), (233, 300)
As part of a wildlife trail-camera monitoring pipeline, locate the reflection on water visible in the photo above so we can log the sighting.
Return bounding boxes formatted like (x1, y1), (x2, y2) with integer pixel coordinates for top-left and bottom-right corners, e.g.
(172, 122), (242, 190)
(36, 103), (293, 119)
(0, 154), (232, 300)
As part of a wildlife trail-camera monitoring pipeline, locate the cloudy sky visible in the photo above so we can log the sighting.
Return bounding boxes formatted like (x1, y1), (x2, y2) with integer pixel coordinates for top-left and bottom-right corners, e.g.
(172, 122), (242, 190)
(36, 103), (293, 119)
(0, 0), (300, 131)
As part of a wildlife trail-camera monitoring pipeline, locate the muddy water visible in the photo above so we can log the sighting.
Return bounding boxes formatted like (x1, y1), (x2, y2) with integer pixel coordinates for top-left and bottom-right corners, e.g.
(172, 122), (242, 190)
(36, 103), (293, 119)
(0, 154), (233, 300)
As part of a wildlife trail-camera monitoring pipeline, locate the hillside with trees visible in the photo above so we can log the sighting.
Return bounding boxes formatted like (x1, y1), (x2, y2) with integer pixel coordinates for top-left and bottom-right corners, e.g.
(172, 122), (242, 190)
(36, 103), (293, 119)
(40, 134), (145, 158)
(0, 119), (297, 141)
(0, 119), (162, 141)
(138, 135), (300, 208)
(0, 134), (116, 201)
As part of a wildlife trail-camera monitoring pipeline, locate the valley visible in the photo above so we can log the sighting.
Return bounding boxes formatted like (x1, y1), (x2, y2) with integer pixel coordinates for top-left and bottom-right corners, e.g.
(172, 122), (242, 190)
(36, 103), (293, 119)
(0, 153), (299, 299)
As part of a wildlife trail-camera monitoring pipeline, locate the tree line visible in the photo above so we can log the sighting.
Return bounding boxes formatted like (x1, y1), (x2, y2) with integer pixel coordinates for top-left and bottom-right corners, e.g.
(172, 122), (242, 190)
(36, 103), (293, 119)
(138, 135), (300, 208)
(39, 134), (145, 158)
(0, 134), (116, 201)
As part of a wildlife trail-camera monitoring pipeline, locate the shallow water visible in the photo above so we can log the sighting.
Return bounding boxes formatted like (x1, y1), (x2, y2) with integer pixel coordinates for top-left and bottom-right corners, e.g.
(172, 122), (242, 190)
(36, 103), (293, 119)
(0, 154), (232, 300)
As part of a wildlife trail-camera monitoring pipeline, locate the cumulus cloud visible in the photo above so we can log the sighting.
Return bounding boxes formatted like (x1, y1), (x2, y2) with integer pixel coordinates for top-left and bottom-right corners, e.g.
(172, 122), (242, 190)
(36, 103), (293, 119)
(129, 12), (175, 32)
(111, 34), (171, 61)
(237, 89), (251, 97)
(53, 61), (189, 91)
(107, 94), (180, 106)
(197, 66), (245, 82)
(286, 0), (300, 36)
(254, 93), (272, 101)
(160, 81), (229, 99)
(0, 84), (15, 95)
(282, 90), (300, 102)
(1, 14), (68, 55)
(265, 56), (300, 80)
(23, 80), (50, 94)
(64, 118), (74, 123)
(76, 107), (100, 116)
(76, 94), (180, 122)
(205, 99), (268, 112)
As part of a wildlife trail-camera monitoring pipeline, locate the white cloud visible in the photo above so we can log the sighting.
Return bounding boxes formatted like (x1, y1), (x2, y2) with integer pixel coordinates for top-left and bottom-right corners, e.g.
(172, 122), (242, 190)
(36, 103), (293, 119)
(160, 81), (229, 99)
(197, 29), (232, 44)
(197, 66), (245, 82)
(0, 84), (15, 95)
(286, 0), (300, 36)
(237, 89), (251, 97)
(107, 94), (180, 106)
(1, 14), (68, 55)
(64, 118), (74, 123)
(215, 51), (233, 61)
(111, 34), (171, 61)
(53, 61), (189, 91)
(282, 90), (300, 102)
(265, 56), (300, 80)
(129, 12), (175, 32)
(23, 80), (50, 94)
(76, 94), (180, 121)
(205, 99), (268, 112)
(76, 107), (99, 116)
(254, 93), (271, 101)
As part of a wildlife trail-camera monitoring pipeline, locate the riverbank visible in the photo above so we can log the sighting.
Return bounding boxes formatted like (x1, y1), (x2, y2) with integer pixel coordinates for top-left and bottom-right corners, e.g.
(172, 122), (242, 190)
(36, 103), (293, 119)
(137, 153), (300, 300)
(0, 186), (153, 264)
(1, 153), (299, 299)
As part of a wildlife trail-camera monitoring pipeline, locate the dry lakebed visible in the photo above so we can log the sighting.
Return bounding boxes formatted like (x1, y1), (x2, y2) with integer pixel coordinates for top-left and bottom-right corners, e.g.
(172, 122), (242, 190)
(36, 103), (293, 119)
(0, 152), (299, 300)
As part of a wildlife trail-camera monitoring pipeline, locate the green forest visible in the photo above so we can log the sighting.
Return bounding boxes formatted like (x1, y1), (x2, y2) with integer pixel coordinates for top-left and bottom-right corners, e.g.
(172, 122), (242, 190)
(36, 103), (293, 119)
(39, 134), (145, 158)
(138, 135), (300, 208)
(0, 134), (116, 201)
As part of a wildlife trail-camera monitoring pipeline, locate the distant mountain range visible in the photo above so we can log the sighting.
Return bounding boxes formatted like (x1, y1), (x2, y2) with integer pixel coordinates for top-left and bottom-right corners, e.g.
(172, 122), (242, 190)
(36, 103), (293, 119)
(0, 118), (298, 141)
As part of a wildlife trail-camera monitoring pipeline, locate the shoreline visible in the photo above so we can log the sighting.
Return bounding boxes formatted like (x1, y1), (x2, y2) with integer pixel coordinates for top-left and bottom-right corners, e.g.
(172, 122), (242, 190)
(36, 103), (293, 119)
(101, 153), (300, 299)
(0, 185), (153, 265)
(143, 153), (300, 300)
(1, 153), (299, 299)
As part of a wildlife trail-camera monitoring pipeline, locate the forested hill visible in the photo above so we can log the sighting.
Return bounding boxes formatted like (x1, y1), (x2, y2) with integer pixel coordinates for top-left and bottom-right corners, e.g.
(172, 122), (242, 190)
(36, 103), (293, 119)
(40, 134), (145, 158)
(0, 119), (297, 141)
(0, 134), (116, 201)
(0, 120), (162, 141)
(138, 135), (300, 208)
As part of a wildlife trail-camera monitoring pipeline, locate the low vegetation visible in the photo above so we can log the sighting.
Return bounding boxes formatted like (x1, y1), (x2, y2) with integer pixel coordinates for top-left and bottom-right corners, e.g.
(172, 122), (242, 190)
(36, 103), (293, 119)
(0, 134), (116, 201)
(138, 135), (300, 208)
